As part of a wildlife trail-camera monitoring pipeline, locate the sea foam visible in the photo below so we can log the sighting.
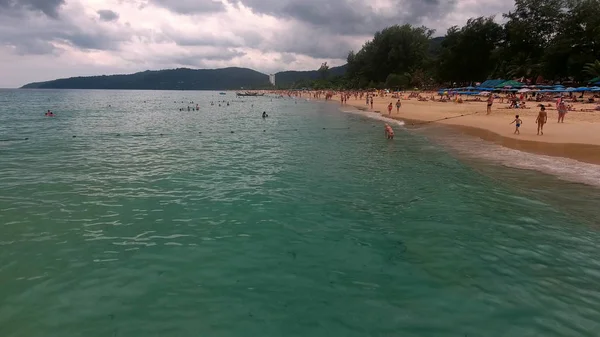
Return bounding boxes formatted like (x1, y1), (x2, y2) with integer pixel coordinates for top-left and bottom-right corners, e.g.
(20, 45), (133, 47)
(340, 107), (405, 127)
(421, 126), (600, 188)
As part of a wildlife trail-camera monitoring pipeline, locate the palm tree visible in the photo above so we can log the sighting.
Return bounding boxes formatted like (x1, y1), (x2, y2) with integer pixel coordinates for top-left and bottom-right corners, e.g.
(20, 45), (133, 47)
(318, 62), (329, 80)
(583, 60), (600, 77)
(507, 54), (542, 79)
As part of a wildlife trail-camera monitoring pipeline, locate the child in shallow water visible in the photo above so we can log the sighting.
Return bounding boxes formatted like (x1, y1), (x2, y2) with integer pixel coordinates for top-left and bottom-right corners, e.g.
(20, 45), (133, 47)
(384, 123), (394, 139)
(510, 114), (522, 135)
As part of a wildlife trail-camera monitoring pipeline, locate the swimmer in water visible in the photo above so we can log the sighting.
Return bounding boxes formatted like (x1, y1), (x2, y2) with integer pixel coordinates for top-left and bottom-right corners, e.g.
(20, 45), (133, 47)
(262, 111), (268, 118)
(384, 123), (394, 139)
(45, 110), (54, 117)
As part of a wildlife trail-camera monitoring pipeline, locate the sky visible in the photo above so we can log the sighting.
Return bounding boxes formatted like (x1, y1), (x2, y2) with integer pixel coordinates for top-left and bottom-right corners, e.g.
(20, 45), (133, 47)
(0, 0), (514, 87)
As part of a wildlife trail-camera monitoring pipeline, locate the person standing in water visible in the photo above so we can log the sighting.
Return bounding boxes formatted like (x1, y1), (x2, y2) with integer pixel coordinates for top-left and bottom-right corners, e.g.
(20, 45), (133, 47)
(370, 96), (374, 109)
(536, 105), (547, 135)
(396, 99), (401, 112)
(510, 115), (522, 135)
(387, 103), (393, 115)
(384, 124), (394, 139)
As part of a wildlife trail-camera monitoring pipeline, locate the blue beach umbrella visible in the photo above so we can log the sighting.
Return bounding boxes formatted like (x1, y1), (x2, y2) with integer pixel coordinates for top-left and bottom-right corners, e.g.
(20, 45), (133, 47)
(576, 87), (590, 92)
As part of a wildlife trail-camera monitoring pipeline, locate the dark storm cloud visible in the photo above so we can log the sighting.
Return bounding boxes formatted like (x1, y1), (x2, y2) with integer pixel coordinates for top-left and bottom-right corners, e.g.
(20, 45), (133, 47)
(97, 9), (120, 22)
(267, 28), (354, 59)
(277, 53), (297, 64)
(0, 9), (130, 55)
(61, 31), (123, 50)
(238, 0), (457, 35)
(163, 28), (241, 48)
(163, 26), (264, 49)
(149, 0), (224, 14)
(0, 0), (65, 18)
(172, 49), (246, 65)
(12, 39), (57, 55)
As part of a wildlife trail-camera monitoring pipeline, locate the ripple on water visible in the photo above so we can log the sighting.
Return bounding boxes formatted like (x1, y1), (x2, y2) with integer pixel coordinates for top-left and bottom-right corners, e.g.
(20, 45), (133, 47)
(1, 91), (600, 336)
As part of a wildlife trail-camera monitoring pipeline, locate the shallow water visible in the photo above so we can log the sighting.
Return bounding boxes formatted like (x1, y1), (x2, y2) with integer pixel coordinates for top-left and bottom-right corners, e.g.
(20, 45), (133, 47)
(1, 89), (600, 337)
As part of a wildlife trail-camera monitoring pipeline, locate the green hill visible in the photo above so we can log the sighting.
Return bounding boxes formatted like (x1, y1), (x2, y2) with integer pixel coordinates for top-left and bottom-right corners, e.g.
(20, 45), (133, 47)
(21, 65), (350, 90)
(274, 65), (348, 86)
(21, 67), (271, 90)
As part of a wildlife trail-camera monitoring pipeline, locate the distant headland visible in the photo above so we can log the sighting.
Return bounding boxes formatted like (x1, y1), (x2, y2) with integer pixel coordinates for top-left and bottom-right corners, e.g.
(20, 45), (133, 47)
(20, 65), (347, 91)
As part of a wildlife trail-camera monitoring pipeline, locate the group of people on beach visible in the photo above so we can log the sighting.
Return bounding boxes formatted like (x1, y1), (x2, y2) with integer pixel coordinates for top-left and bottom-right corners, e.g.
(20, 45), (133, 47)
(386, 100), (402, 115)
(509, 98), (570, 136)
(510, 105), (548, 135)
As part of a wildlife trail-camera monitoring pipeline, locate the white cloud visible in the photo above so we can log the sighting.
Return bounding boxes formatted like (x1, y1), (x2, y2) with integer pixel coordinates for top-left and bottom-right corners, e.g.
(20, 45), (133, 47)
(0, 0), (514, 87)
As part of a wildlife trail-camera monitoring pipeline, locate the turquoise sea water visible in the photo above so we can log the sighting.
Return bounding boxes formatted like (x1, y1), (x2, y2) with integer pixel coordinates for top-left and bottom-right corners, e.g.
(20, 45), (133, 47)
(1, 89), (600, 337)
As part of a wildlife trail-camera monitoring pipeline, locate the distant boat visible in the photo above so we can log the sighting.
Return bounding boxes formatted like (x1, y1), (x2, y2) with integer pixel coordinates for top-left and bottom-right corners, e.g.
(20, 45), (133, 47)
(219, 92), (226, 95)
(236, 92), (264, 97)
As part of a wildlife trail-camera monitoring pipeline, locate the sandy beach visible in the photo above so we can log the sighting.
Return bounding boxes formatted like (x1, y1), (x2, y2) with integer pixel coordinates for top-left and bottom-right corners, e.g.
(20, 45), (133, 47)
(326, 92), (600, 165)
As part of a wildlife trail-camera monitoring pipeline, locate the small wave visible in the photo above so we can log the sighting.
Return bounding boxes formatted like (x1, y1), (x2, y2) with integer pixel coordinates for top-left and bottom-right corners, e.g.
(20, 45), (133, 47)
(340, 107), (405, 127)
(428, 130), (600, 188)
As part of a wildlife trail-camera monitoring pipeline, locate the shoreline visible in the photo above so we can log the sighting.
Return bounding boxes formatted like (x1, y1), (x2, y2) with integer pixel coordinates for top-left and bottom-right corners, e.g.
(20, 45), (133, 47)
(438, 123), (600, 165)
(333, 95), (600, 166)
(332, 101), (600, 188)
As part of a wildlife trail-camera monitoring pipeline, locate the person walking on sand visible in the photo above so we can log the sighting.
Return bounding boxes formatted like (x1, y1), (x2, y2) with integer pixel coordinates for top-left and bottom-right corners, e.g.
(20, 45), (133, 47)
(387, 103), (393, 115)
(510, 115), (522, 135)
(396, 99), (401, 112)
(558, 101), (567, 123)
(486, 94), (494, 114)
(536, 105), (547, 135)
(370, 96), (374, 109)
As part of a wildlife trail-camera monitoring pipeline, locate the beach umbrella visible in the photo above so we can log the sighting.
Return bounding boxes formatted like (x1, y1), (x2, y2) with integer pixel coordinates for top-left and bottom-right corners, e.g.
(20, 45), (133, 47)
(564, 87), (577, 92)
(517, 88), (531, 93)
(465, 86), (476, 90)
(591, 87), (600, 92)
(495, 80), (524, 88)
(478, 91), (491, 96)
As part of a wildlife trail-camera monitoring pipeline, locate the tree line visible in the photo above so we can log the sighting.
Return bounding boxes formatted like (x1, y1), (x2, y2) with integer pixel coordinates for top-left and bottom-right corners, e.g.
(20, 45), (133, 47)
(292, 0), (600, 90)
